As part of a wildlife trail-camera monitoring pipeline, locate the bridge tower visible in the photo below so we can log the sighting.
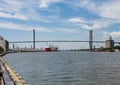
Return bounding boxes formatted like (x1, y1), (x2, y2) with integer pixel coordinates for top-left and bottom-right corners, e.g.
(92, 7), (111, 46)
(89, 29), (93, 52)
(33, 29), (35, 49)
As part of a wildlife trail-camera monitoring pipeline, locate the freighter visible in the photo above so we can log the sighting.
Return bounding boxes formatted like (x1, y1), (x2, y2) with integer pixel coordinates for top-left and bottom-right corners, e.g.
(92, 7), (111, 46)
(44, 45), (58, 51)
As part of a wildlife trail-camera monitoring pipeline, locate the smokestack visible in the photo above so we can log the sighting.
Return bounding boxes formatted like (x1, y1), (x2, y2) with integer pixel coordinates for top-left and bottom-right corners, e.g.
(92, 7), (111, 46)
(33, 29), (35, 49)
(89, 29), (93, 52)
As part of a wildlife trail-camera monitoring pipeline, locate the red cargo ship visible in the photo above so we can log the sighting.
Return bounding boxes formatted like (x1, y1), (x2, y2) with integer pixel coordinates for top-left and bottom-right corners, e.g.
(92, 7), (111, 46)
(44, 45), (58, 52)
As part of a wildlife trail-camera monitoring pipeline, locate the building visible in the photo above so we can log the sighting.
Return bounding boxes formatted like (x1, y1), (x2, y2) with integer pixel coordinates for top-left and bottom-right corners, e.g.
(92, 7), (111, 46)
(106, 36), (114, 48)
(0, 36), (9, 52)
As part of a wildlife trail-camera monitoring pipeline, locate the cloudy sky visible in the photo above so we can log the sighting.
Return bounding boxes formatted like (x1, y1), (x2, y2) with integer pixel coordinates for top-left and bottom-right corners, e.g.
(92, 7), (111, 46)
(0, 0), (120, 49)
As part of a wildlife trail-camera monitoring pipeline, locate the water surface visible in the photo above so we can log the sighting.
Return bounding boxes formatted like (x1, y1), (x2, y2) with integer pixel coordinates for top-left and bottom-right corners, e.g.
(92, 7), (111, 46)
(4, 52), (120, 85)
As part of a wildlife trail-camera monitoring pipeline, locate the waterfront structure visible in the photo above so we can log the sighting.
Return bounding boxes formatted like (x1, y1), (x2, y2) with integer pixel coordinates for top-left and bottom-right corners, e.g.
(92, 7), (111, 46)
(0, 36), (9, 52)
(89, 30), (93, 52)
(0, 57), (28, 85)
(106, 36), (114, 48)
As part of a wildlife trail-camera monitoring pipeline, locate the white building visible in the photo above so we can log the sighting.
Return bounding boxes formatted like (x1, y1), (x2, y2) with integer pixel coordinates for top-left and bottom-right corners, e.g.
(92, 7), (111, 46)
(106, 36), (114, 48)
(0, 36), (9, 52)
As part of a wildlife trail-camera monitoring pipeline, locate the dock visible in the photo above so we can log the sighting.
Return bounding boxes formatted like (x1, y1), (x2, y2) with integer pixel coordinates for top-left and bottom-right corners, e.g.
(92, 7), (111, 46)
(0, 57), (29, 85)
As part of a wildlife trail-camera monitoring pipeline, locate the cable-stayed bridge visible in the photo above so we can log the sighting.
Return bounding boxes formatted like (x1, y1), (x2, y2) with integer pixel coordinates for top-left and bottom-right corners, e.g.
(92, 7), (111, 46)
(9, 30), (120, 51)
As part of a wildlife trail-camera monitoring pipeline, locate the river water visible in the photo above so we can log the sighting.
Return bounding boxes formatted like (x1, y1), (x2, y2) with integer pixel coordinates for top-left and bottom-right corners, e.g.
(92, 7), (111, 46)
(3, 52), (120, 85)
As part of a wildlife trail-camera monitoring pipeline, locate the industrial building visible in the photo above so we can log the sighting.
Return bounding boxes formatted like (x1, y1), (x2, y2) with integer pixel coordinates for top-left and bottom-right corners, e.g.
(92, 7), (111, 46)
(0, 36), (9, 52)
(106, 36), (114, 48)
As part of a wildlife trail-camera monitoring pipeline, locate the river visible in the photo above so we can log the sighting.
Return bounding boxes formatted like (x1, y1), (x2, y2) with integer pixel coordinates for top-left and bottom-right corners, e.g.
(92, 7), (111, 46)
(3, 51), (120, 85)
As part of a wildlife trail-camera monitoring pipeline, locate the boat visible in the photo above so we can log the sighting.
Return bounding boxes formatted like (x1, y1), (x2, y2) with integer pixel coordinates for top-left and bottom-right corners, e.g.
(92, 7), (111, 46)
(44, 45), (58, 52)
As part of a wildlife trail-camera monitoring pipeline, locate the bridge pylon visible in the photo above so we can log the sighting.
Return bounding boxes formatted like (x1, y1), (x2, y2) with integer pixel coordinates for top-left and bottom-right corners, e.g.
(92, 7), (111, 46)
(89, 29), (93, 52)
(33, 29), (35, 49)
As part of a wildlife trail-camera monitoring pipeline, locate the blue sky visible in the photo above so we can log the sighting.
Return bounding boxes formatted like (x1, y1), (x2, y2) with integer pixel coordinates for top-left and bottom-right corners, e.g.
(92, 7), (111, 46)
(0, 0), (120, 49)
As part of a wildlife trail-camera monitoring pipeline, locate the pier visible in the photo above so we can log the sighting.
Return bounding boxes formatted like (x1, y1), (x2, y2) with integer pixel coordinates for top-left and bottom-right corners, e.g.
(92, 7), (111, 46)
(0, 56), (28, 85)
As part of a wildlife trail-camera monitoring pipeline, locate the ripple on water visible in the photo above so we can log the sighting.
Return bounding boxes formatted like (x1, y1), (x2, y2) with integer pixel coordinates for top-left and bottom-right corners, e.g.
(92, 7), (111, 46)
(3, 52), (120, 85)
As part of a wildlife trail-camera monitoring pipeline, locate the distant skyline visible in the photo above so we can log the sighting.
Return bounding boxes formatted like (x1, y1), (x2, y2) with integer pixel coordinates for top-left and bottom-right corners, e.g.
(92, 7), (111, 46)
(0, 0), (120, 49)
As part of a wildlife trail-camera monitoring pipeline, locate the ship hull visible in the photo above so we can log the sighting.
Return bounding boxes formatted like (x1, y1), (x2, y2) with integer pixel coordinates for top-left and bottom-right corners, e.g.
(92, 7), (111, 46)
(44, 45), (58, 52)
(44, 48), (52, 51)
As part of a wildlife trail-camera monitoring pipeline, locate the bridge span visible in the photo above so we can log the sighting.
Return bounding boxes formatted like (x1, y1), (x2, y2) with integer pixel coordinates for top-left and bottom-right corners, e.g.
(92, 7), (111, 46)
(9, 40), (119, 44)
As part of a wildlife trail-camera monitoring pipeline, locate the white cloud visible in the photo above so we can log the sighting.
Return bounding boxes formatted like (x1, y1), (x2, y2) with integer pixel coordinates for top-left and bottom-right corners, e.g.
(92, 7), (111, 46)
(0, 12), (28, 20)
(96, 0), (120, 19)
(0, 22), (52, 32)
(31, 27), (52, 32)
(79, 0), (95, 9)
(68, 18), (85, 23)
(0, 0), (26, 13)
(91, 19), (112, 29)
(66, 0), (120, 30)
(110, 31), (120, 38)
(81, 19), (111, 30)
(81, 23), (99, 30)
(69, 18), (113, 30)
(0, 22), (82, 33)
(79, 0), (120, 19)
(39, 0), (48, 8)
(58, 28), (80, 33)
(0, 22), (32, 31)
(80, 24), (91, 29)
(39, 0), (62, 8)
(0, 0), (30, 20)
(0, 0), (62, 22)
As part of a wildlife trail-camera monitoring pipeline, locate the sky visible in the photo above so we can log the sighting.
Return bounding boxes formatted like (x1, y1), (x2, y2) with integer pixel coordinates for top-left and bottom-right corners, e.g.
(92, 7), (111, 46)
(0, 0), (120, 49)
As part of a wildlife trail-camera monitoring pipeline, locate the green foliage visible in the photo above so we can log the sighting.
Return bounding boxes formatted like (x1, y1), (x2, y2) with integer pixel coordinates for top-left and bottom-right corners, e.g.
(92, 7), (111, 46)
(98, 45), (120, 52)
(114, 46), (120, 49)
(0, 46), (4, 53)
(98, 47), (113, 52)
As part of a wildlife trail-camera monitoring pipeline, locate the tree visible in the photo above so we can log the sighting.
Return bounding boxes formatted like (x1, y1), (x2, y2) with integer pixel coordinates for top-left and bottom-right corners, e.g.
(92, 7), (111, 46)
(0, 46), (4, 53)
(114, 46), (120, 49)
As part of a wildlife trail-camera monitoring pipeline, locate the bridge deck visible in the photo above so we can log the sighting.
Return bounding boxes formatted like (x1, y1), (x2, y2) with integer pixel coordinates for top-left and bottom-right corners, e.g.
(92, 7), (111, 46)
(9, 40), (119, 44)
